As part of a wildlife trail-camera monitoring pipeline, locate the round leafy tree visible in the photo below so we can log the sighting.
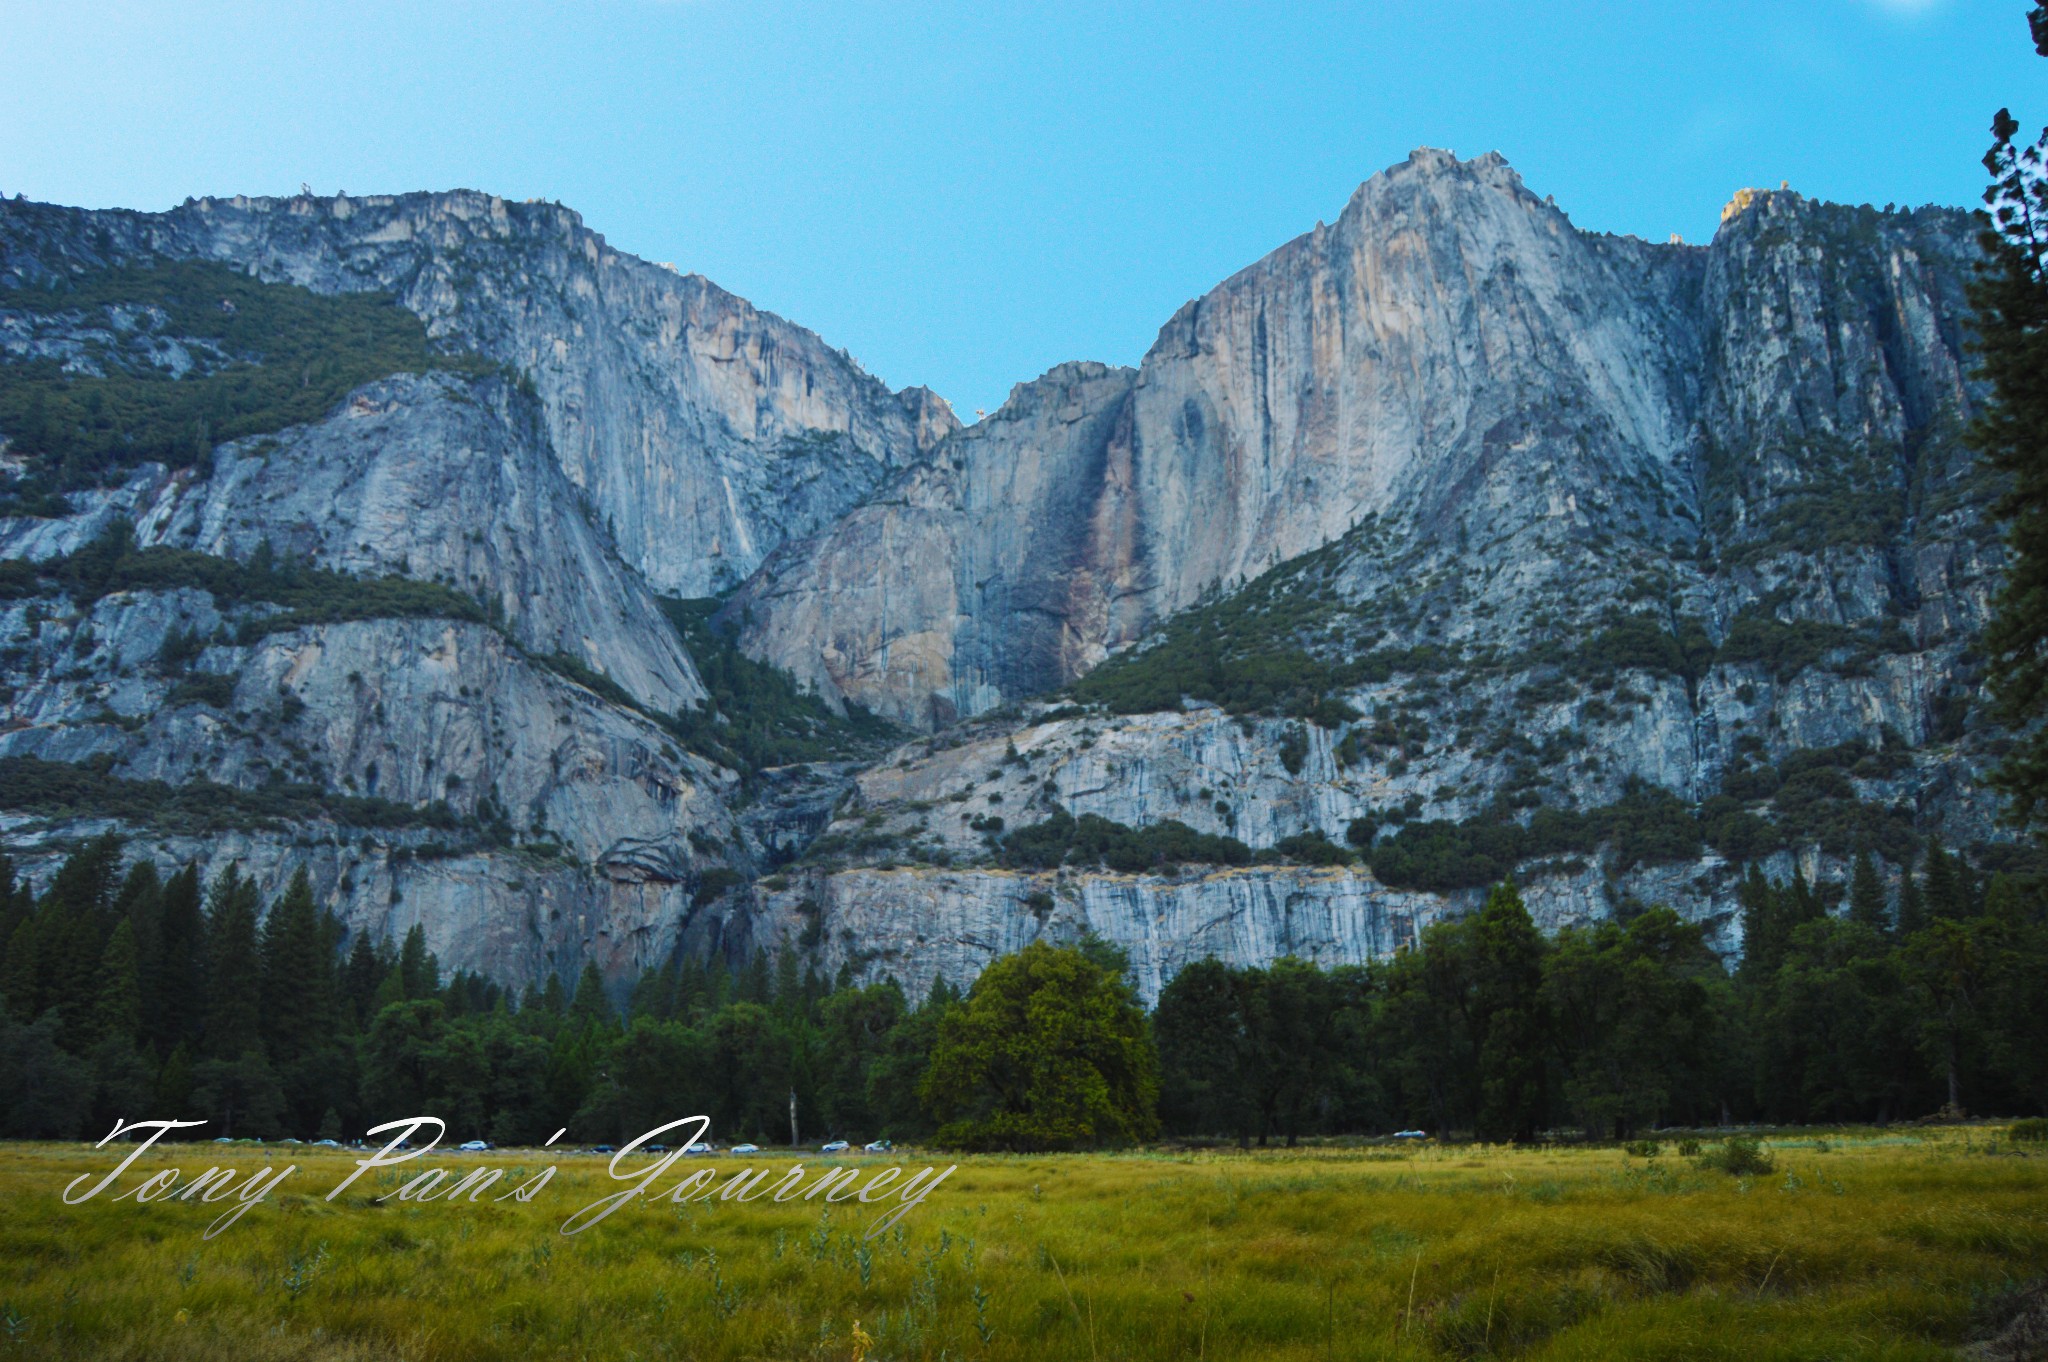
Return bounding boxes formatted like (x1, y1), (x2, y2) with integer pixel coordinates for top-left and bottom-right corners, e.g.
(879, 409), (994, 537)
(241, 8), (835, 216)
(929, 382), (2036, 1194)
(920, 940), (1159, 1151)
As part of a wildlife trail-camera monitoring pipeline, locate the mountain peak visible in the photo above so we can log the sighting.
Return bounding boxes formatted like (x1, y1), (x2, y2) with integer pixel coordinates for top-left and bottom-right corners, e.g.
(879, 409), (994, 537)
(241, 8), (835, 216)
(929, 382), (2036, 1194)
(1346, 147), (1525, 207)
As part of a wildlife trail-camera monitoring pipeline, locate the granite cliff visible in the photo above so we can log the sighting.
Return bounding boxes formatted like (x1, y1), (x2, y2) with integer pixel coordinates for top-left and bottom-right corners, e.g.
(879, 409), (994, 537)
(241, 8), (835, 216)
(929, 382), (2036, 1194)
(1, 189), (956, 596)
(0, 152), (2021, 997)
(727, 150), (2011, 998)
(732, 150), (1982, 729)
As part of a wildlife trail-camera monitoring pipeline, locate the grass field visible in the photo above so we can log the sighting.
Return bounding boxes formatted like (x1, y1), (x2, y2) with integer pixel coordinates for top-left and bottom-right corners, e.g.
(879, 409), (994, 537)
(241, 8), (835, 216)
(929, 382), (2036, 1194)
(0, 1129), (2042, 1361)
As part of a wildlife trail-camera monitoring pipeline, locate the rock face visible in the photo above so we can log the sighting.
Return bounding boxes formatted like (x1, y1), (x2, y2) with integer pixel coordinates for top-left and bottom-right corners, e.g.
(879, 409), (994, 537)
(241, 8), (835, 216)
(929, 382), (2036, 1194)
(0, 151), (2020, 1000)
(0, 592), (746, 982)
(754, 856), (1732, 1010)
(715, 150), (2010, 997)
(136, 372), (704, 715)
(734, 361), (1144, 728)
(1, 189), (957, 596)
(731, 150), (1982, 729)
(746, 707), (1765, 1006)
(0, 369), (760, 983)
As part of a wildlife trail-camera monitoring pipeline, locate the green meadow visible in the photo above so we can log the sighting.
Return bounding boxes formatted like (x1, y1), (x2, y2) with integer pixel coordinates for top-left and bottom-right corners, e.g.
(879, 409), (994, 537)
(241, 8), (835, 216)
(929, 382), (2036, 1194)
(0, 1129), (2043, 1361)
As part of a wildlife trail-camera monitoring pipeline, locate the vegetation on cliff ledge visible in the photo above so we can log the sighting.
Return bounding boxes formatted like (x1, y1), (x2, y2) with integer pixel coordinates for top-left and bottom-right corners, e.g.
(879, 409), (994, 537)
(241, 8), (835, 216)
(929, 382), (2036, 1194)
(1, 523), (487, 638)
(661, 596), (902, 778)
(0, 258), (491, 516)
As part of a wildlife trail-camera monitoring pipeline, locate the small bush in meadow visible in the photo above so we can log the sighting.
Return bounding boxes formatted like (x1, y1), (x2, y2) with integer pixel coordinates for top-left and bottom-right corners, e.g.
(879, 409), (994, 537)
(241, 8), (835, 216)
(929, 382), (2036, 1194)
(1676, 1138), (1702, 1157)
(1696, 1135), (1775, 1176)
(1624, 1140), (1662, 1158)
(2010, 1118), (2048, 1144)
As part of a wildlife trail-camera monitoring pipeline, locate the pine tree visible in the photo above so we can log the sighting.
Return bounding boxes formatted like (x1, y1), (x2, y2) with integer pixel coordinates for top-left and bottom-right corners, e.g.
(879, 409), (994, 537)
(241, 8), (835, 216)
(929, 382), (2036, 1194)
(1924, 838), (1968, 921)
(1972, 7), (2048, 829)
(202, 867), (262, 1060)
(397, 924), (439, 1000)
(112, 862), (161, 1033)
(1787, 865), (1824, 930)
(705, 954), (734, 1010)
(43, 832), (123, 920)
(1898, 866), (1928, 937)
(627, 965), (668, 1022)
(34, 838), (125, 1051)
(739, 949), (772, 1006)
(1154, 959), (1254, 1140)
(154, 1042), (194, 1115)
(260, 867), (336, 1065)
(773, 949), (802, 1020)
(0, 856), (28, 941)
(342, 932), (382, 1028)
(1469, 878), (1549, 1143)
(0, 914), (40, 1024)
(1738, 864), (1785, 978)
(155, 865), (206, 1054)
(369, 964), (405, 1015)
(0, 858), (30, 1018)
(1849, 851), (1888, 931)
(567, 960), (611, 1029)
(91, 919), (142, 1047)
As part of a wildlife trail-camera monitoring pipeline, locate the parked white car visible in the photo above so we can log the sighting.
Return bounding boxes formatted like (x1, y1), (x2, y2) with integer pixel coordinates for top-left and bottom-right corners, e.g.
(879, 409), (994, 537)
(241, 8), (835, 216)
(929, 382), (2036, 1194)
(864, 1139), (893, 1153)
(684, 1141), (713, 1154)
(729, 1143), (759, 1155)
(459, 1140), (490, 1152)
(820, 1140), (851, 1154)
(1393, 1130), (1429, 1140)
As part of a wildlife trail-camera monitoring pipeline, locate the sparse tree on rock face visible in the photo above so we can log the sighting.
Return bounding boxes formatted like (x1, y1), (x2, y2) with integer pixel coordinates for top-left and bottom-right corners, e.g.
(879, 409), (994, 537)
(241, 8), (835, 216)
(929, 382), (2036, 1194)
(1974, 6), (2048, 832)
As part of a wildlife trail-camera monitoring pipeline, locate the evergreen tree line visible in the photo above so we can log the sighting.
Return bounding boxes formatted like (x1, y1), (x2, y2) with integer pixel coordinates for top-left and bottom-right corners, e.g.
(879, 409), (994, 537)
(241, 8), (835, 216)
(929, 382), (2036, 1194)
(0, 835), (983, 1146)
(1159, 843), (2048, 1145)
(1, 834), (2044, 1148)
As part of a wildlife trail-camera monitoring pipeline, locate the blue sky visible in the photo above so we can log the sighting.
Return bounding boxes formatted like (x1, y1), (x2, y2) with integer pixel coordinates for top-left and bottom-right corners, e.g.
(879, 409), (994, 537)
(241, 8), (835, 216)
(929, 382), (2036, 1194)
(3, 1), (2042, 419)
